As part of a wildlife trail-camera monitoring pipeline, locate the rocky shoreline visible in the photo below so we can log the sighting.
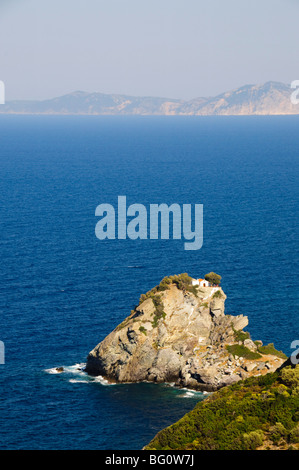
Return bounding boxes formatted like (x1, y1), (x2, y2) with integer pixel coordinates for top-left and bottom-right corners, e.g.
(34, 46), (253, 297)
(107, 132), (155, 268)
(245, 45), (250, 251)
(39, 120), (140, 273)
(86, 274), (286, 391)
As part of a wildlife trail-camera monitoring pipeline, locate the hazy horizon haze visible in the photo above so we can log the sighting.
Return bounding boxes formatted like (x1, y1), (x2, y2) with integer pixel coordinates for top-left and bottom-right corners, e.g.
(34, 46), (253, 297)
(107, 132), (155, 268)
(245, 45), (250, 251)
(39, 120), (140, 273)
(0, 0), (298, 101)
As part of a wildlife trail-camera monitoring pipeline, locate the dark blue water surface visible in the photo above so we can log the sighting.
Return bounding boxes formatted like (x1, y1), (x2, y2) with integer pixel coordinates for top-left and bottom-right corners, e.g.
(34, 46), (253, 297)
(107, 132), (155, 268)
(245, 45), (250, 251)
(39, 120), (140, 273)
(0, 115), (298, 449)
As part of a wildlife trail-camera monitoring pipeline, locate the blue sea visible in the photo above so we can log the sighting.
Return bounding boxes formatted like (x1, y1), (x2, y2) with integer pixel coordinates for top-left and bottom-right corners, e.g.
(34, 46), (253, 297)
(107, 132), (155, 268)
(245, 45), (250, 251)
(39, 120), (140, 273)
(0, 115), (298, 450)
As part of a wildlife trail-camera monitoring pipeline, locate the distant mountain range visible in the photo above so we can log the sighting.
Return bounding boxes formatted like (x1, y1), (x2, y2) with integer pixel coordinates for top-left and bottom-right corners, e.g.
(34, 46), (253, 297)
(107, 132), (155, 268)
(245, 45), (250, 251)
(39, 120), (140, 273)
(1, 81), (298, 116)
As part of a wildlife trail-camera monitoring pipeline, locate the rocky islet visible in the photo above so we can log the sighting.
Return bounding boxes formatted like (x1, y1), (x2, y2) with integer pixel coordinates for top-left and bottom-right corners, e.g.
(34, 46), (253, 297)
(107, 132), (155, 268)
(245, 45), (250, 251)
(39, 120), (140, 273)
(85, 274), (286, 391)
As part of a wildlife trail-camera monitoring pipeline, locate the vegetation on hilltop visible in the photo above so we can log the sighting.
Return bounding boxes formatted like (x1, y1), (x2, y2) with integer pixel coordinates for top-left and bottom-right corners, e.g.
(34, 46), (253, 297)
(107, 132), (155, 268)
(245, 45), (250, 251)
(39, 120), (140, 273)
(257, 343), (287, 360)
(204, 272), (222, 285)
(139, 273), (199, 305)
(145, 364), (299, 450)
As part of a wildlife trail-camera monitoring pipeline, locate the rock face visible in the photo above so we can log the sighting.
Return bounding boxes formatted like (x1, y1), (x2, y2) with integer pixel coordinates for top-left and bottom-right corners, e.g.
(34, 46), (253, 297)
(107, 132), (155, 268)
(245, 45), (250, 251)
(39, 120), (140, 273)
(86, 278), (285, 391)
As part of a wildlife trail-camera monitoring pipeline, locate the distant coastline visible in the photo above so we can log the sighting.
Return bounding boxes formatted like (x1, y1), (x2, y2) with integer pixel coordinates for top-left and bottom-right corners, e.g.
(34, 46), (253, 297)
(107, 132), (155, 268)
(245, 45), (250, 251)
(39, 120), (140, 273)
(1, 81), (298, 116)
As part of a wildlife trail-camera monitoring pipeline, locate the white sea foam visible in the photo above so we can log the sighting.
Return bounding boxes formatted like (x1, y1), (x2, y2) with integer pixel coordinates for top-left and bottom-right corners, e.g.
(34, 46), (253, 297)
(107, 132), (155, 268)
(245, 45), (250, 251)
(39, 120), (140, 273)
(64, 363), (86, 374)
(179, 392), (195, 398)
(93, 375), (116, 386)
(178, 388), (206, 398)
(44, 363), (86, 376)
(44, 363), (117, 386)
(180, 387), (200, 393)
(45, 365), (209, 392)
(69, 379), (89, 384)
(184, 391), (195, 397)
(44, 367), (62, 375)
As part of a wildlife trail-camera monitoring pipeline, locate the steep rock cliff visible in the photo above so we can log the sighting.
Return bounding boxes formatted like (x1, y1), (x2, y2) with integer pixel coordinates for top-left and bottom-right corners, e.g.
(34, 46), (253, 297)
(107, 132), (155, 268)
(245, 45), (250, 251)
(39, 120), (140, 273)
(86, 275), (285, 391)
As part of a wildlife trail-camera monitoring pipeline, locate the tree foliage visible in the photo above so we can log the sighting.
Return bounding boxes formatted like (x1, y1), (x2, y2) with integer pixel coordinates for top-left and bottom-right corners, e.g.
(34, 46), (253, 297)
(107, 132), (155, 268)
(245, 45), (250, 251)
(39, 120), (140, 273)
(204, 272), (222, 285)
(145, 365), (299, 450)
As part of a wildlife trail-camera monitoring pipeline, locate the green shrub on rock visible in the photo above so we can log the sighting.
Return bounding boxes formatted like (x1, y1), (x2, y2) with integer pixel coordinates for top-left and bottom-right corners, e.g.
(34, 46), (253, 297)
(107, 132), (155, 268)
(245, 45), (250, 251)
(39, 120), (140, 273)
(226, 344), (262, 360)
(243, 430), (264, 450)
(204, 272), (221, 285)
(257, 343), (287, 360)
(144, 365), (299, 451)
(289, 425), (299, 444)
(269, 422), (288, 444)
(280, 366), (299, 388)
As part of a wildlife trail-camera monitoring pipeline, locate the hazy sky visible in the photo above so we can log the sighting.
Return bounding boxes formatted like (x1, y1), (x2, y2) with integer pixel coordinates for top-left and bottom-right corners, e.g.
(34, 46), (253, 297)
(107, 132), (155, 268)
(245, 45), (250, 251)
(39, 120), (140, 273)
(0, 0), (298, 100)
